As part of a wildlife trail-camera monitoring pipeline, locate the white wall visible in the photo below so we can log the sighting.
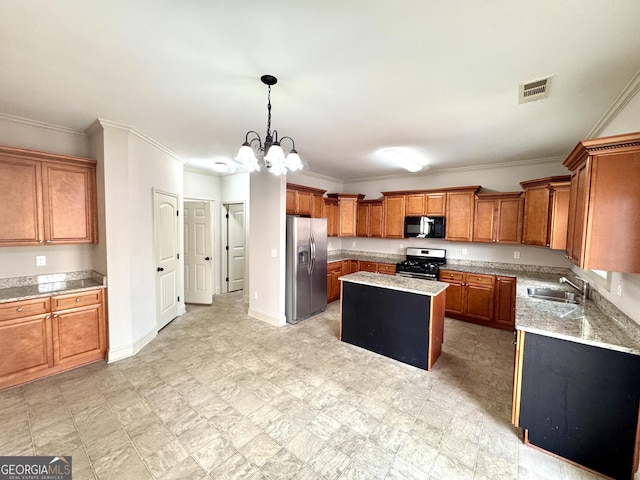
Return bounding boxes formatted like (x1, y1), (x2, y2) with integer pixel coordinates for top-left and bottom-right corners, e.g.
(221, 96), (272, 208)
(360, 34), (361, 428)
(87, 119), (185, 361)
(248, 171), (286, 326)
(0, 115), (96, 279)
(574, 84), (640, 324)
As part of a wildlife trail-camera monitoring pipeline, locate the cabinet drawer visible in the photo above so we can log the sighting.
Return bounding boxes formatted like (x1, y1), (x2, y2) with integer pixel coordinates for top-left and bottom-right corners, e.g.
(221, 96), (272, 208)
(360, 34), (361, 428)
(360, 262), (378, 272)
(52, 289), (103, 311)
(439, 270), (464, 282)
(377, 263), (396, 275)
(466, 273), (495, 286)
(0, 297), (50, 322)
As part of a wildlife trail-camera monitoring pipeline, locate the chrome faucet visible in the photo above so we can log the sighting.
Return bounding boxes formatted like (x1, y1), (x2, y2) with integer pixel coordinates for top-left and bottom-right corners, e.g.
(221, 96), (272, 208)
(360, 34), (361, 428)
(560, 276), (589, 300)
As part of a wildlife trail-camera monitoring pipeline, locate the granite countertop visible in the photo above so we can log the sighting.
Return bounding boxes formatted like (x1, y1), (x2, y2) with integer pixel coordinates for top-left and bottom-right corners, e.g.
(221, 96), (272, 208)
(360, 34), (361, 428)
(328, 251), (404, 265)
(340, 271), (448, 297)
(514, 273), (640, 356)
(0, 271), (106, 304)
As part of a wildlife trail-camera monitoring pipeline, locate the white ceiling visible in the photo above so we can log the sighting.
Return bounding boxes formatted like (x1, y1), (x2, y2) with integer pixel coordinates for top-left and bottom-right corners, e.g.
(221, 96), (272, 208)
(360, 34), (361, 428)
(1, 1), (640, 180)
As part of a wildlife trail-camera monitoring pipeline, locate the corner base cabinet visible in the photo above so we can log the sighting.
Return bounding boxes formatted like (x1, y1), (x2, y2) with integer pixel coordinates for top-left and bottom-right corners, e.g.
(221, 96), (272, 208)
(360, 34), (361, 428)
(512, 330), (640, 479)
(0, 289), (107, 391)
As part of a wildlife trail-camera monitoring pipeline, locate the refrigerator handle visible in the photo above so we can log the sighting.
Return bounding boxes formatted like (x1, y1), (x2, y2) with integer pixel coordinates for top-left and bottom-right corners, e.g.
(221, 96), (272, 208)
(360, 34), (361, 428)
(309, 233), (315, 274)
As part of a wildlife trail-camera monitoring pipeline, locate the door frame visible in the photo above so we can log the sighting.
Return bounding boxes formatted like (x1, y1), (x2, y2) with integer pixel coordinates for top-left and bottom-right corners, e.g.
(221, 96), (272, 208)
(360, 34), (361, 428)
(221, 201), (246, 294)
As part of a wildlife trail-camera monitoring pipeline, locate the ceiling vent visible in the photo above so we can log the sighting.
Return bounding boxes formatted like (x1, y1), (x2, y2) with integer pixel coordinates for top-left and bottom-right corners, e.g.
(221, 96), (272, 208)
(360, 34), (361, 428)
(519, 76), (553, 104)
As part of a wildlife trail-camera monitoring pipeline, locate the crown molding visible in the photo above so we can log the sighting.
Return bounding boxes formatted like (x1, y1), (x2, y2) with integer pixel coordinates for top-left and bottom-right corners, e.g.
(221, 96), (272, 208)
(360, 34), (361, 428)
(340, 155), (566, 184)
(587, 68), (640, 139)
(89, 118), (186, 164)
(0, 113), (87, 137)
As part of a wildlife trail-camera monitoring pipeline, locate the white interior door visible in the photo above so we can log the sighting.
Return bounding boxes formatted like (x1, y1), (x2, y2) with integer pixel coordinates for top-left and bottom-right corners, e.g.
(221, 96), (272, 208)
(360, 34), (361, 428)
(226, 203), (245, 292)
(154, 191), (180, 330)
(184, 201), (213, 304)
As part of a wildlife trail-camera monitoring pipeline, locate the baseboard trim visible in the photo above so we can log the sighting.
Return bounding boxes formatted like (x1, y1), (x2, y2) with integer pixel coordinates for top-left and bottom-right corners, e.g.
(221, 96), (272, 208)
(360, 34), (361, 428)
(106, 328), (157, 363)
(248, 308), (286, 327)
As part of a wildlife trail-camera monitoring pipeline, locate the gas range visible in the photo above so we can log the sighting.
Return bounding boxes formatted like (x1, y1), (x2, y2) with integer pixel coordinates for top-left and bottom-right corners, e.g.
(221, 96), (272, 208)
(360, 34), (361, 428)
(395, 247), (446, 281)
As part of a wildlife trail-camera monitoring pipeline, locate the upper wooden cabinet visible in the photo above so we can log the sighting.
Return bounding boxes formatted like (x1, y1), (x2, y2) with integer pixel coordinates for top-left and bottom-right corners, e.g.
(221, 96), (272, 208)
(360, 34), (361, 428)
(473, 192), (523, 244)
(356, 199), (383, 237)
(405, 192), (446, 216)
(563, 132), (640, 273)
(286, 183), (326, 218)
(323, 198), (339, 237)
(381, 194), (405, 238)
(520, 176), (571, 249)
(0, 146), (97, 247)
(326, 193), (364, 237)
(445, 186), (480, 242)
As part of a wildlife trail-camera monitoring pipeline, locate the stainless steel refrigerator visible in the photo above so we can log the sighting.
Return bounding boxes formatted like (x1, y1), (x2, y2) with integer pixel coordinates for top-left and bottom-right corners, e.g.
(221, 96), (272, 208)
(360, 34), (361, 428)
(286, 215), (327, 324)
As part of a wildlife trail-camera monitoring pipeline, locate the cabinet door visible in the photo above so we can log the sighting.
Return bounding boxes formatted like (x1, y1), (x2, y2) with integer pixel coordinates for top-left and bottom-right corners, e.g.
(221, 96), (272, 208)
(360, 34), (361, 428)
(338, 197), (358, 237)
(0, 314), (53, 388)
(444, 281), (465, 315)
(494, 276), (516, 328)
(52, 304), (106, 367)
(369, 203), (384, 237)
(446, 191), (475, 242)
(473, 199), (496, 243)
(522, 186), (550, 246)
(312, 194), (324, 218)
(548, 185), (570, 250)
(405, 194), (424, 216)
(566, 161), (589, 265)
(0, 157), (44, 246)
(296, 191), (312, 216)
(465, 282), (495, 322)
(324, 201), (339, 237)
(286, 189), (297, 214)
(496, 197), (523, 244)
(42, 162), (97, 244)
(349, 260), (359, 273)
(356, 204), (369, 237)
(383, 196), (405, 238)
(425, 193), (446, 216)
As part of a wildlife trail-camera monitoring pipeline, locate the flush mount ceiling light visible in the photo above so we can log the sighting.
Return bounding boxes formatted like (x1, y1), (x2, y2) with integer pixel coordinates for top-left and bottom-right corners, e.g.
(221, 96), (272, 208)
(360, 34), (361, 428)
(235, 75), (303, 176)
(379, 148), (424, 172)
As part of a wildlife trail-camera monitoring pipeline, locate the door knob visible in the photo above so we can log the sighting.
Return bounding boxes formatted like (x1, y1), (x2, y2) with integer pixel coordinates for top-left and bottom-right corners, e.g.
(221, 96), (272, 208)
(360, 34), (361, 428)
(205, 257), (210, 260)
(157, 267), (164, 272)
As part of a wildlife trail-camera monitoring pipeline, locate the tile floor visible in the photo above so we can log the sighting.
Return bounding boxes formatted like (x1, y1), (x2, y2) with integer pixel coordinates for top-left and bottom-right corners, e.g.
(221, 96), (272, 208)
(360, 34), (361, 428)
(0, 292), (610, 479)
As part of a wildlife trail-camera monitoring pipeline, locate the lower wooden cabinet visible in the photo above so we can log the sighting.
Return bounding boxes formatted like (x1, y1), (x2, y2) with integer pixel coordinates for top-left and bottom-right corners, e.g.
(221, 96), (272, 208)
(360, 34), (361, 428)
(440, 269), (515, 330)
(327, 260), (396, 303)
(0, 288), (107, 390)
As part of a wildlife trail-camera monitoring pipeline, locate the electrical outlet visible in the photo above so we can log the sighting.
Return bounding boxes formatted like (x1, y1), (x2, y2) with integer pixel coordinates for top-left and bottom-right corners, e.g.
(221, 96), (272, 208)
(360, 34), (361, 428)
(399, 244), (404, 250)
(254, 291), (258, 300)
(271, 249), (277, 258)
(514, 251), (520, 259)
(461, 248), (468, 255)
(351, 241), (356, 248)
(617, 283), (623, 297)
(36, 255), (46, 266)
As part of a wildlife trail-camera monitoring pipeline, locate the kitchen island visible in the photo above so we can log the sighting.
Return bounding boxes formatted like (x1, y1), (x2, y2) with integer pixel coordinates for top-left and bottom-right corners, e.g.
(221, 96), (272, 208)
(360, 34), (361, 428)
(511, 273), (640, 480)
(339, 272), (448, 371)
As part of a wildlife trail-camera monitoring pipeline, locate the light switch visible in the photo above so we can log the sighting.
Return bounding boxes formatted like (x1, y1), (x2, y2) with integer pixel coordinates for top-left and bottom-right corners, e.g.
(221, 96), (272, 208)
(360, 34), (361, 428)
(36, 255), (46, 266)
(271, 249), (277, 258)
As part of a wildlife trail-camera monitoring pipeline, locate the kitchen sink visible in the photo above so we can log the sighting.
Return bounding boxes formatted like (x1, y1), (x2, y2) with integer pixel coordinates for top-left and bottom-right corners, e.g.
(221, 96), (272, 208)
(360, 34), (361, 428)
(526, 287), (580, 304)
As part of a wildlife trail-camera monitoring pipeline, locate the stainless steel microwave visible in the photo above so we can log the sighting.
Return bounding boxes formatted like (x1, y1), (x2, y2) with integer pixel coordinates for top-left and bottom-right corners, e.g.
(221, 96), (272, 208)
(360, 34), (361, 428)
(404, 216), (446, 238)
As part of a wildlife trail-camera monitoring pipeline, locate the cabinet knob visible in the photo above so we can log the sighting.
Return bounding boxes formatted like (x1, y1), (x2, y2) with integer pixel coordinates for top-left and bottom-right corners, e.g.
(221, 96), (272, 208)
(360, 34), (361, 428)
(53, 313), (58, 318)
(46, 240), (51, 243)
(76, 298), (81, 302)
(39, 240), (44, 244)
(17, 307), (23, 312)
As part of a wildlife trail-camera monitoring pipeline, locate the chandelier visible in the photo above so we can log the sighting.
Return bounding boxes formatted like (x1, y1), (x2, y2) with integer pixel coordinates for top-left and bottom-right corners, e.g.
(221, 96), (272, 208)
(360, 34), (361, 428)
(235, 75), (303, 175)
